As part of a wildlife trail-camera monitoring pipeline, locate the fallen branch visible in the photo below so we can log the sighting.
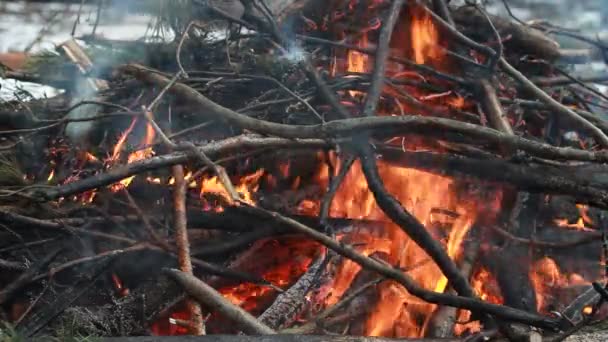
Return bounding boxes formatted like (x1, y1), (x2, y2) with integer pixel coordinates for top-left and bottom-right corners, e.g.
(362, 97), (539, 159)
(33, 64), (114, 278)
(453, 6), (561, 61)
(378, 147), (608, 208)
(477, 78), (513, 135)
(362, 0), (405, 118)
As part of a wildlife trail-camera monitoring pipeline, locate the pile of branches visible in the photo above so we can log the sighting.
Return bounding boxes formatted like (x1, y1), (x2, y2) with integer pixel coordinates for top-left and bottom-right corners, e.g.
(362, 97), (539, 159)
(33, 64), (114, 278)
(2, 0), (608, 340)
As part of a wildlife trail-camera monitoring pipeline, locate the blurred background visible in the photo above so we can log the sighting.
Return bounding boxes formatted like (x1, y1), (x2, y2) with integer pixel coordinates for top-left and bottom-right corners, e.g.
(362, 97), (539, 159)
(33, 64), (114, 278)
(0, 0), (607, 100)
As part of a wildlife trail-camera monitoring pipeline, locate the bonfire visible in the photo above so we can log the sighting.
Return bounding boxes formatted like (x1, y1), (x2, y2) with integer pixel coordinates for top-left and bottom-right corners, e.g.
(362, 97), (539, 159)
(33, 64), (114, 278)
(0, 0), (607, 341)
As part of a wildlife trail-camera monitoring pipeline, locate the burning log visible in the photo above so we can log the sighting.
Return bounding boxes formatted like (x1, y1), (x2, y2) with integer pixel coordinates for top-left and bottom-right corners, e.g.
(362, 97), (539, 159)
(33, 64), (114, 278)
(240, 205), (563, 330)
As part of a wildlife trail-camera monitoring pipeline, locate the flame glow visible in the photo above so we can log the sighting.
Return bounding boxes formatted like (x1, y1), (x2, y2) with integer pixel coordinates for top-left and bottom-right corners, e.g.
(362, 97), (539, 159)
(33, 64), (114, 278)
(410, 8), (442, 65)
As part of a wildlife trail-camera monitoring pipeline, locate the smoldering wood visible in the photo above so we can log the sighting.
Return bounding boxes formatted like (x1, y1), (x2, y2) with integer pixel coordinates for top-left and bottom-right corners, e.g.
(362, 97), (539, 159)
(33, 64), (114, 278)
(257, 255), (326, 330)
(17, 258), (113, 337)
(22, 273), (183, 337)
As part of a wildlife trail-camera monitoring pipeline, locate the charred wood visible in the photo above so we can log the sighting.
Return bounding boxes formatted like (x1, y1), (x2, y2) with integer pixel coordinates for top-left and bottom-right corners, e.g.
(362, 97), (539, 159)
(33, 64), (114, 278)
(257, 255), (326, 330)
(0, 258), (27, 271)
(490, 193), (540, 312)
(16, 257), (112, 337)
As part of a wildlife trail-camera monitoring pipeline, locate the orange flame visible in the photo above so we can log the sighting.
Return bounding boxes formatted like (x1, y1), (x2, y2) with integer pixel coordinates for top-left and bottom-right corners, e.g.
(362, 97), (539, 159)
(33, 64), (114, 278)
(410, 8), (442, 65)
(554, 205), (593, 231)
(200, 169), (265, 209)
(111, 118), (138, 162)
(107, 117), (156, 191)
(530, 257), (589, 312)
(323, 3), (500, 336)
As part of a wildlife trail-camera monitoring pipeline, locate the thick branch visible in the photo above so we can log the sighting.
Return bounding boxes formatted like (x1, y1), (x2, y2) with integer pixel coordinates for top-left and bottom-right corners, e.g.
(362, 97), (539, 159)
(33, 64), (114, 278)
(478, 79), (513, 135)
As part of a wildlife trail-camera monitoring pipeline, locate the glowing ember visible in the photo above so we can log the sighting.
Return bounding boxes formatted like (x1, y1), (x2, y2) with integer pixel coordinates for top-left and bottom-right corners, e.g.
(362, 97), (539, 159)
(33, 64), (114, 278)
(47, 169), (55, 182)
(583, 306), (593, 315)
(111, 273), (130, 297)
(553, 205), (594, 231)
